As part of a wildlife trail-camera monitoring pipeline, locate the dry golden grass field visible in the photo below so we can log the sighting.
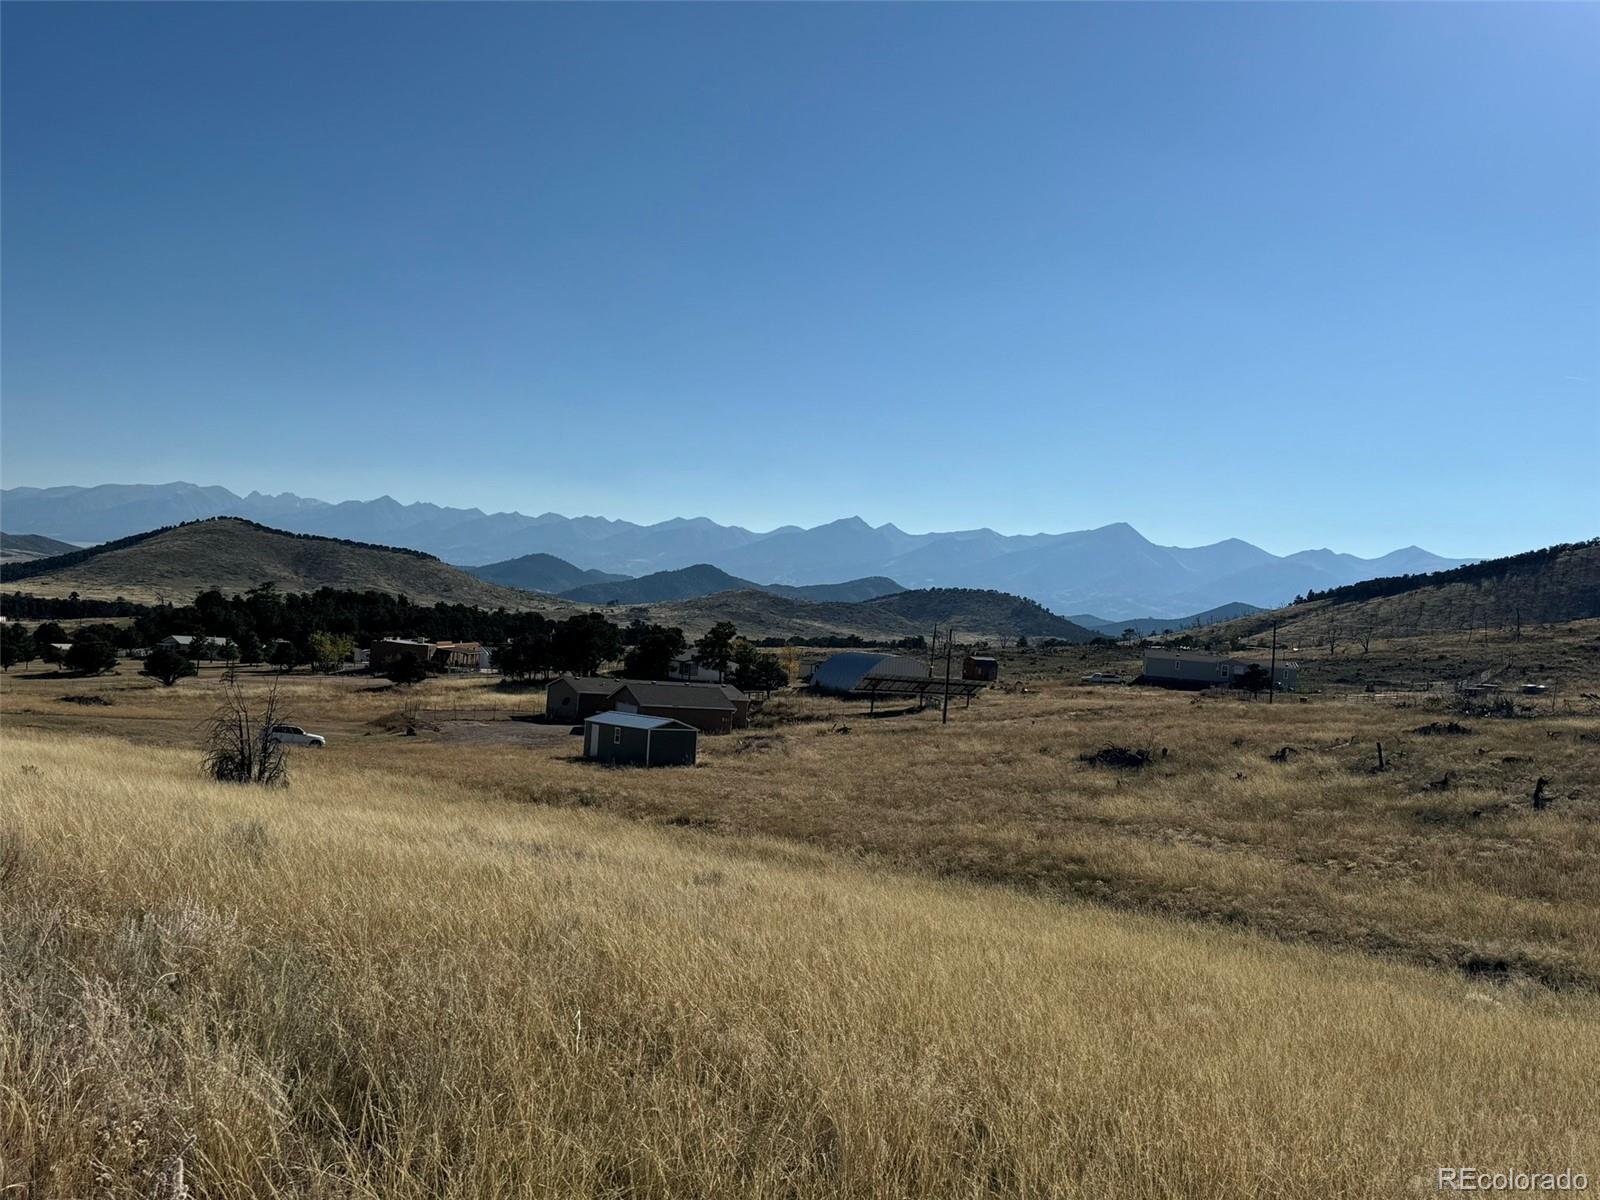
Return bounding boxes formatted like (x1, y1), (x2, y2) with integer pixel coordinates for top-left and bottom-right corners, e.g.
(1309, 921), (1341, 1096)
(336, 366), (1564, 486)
(3, 622), (1599, 1196)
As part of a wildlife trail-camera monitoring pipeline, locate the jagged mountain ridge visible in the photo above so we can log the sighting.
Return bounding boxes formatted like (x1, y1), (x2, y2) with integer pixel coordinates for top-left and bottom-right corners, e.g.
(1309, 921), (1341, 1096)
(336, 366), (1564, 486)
(0, 482), (1472, 620)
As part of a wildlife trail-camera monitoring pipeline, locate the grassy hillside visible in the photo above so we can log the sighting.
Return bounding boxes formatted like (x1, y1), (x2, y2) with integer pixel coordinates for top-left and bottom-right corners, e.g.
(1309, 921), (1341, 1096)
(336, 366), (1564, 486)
(641, 585), (1090, 641)
(562, 563), (755, 604)
(5, 727), (1596, 1197)
(0, 517), (567, 611)
(1214, 538), (1600, 646)
(0, 531), (78, 563)
(648, 589), (925, 640)
(767, 575), (905, 603)
(863, 587), (1099, 641)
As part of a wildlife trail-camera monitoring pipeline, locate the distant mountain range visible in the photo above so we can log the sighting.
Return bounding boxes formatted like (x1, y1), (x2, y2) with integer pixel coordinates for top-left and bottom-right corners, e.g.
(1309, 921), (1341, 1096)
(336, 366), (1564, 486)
(0, 482), (1474, 620)
(0, 517), (1095, 641)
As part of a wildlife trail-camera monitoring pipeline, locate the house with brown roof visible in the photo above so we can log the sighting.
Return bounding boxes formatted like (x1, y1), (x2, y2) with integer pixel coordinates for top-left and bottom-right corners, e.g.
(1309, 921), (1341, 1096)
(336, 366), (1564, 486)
(546, 675), (625, 723)
(608, 680), (749, 734)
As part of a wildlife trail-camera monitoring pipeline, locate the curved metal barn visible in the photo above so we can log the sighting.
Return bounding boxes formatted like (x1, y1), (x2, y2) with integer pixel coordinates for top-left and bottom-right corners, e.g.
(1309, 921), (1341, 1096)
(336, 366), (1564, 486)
(809, 652), (929, 695)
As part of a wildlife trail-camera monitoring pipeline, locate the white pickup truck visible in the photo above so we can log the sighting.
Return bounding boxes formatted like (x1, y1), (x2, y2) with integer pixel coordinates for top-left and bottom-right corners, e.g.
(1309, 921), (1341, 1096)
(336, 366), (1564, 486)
(266, 723), (326, 748)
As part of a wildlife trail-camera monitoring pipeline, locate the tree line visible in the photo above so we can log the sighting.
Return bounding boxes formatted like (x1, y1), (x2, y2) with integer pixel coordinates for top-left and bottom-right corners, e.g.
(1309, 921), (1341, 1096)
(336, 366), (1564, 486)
(1, 584), (790, 692)
(1293, 539), (1597, 607)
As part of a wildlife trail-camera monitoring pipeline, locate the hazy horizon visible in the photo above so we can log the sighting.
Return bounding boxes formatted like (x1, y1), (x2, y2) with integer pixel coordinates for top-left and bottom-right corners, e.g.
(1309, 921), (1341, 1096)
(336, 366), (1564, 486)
(0, 475), (1503, 561)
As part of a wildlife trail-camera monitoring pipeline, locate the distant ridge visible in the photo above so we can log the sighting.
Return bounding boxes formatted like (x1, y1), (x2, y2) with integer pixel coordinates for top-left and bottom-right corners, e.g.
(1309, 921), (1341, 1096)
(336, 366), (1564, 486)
(651, 586), (1096, 642)
(861, 588), (1099, 642)
(558, 563), (907, 606)
(0, 518), (557, 610)
(0, 531), (78, 563)
(1069, 602), (1265, 637)
(0, 481), (1473, 617)
(1, 517), (1098, 642)
(466, 552), (628, 595)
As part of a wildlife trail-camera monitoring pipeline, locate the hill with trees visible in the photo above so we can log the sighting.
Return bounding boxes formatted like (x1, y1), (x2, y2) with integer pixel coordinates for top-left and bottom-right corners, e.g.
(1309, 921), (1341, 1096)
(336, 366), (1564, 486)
(645, 586), (1099, 642)
(0, 518), (564, 611)
(463, 552), (628, 594)
(1, 519), (1093, 644)
(1210, 538), (1600, 645)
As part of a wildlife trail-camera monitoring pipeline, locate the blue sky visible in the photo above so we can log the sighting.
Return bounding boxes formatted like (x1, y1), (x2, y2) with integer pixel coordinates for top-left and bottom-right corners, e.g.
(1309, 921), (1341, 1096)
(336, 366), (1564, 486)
(2, 3), (1595, 558)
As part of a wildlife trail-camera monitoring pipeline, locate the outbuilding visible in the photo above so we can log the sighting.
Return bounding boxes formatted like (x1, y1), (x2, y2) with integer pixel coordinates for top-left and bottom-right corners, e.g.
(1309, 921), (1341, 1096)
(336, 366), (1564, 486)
(809, 652), (929, 695)
(609, 680), (747, 733)
(962, 655), (999, 682)
(546, 675), (623, 723)
(1140, 649), (1297, 692)
(583, 711), (698, 767)
(371, 638), (435, 669)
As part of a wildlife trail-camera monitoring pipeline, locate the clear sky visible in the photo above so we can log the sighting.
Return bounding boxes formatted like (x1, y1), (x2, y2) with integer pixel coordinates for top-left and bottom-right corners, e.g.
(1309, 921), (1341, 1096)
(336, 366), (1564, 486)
(2, 3), (1595, 558)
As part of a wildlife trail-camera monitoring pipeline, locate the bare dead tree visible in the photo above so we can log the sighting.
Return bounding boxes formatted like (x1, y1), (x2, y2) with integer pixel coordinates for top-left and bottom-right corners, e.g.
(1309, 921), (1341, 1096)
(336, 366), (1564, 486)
(1359, 626), (1374, 655)
(203, 680), (290, 786)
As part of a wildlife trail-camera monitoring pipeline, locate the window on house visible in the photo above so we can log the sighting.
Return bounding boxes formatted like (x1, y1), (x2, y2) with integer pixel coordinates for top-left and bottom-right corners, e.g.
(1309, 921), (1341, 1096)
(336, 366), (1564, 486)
(613, 728), (622, 744)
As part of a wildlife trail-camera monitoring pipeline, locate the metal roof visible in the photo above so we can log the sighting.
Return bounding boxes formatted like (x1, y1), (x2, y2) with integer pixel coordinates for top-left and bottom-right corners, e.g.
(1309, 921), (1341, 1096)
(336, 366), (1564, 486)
(810, 652), (929, 694)
(553, 675), (625, 695)
(584, 711), (695, 731)
(612, 681), (737, 710)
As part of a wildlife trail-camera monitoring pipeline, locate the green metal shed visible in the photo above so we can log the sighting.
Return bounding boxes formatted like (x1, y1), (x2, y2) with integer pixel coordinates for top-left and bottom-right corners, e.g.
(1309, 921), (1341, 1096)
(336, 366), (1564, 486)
(582, 711), (698, 767)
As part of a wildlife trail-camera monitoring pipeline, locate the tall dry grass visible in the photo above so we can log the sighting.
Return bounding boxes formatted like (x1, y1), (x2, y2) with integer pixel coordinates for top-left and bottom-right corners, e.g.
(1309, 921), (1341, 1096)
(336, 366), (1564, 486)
(2, 730), (1597, 1198)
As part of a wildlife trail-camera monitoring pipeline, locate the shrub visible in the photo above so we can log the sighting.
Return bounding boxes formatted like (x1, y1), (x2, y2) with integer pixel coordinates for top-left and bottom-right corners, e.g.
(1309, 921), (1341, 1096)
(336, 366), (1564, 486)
(142, 646), (198, 687)
(63, 637), (118, 675)
(202, 682), (289, 786)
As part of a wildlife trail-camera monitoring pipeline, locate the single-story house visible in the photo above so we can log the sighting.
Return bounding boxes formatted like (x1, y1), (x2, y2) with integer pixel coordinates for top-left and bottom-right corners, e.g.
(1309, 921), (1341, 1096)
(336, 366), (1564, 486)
(1140, 649), (1297, 691)
(582, 711), (698, 767)
(546, 675), (625, 722)
(370, 638), (435, 669)
(608, 680), (749, 734)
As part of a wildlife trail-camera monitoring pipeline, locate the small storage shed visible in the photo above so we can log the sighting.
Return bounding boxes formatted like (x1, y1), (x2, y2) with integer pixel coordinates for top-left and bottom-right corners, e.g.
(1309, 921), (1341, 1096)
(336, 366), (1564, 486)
(962, 655), (999, 682)
(583, 711), (698, 767)
(547, 675), (623, 722)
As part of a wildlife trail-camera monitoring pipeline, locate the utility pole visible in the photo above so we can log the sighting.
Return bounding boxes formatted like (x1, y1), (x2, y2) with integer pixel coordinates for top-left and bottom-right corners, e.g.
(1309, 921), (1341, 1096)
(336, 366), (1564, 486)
(942, 628), (955, 724)
(1268, 621), (1278, 705)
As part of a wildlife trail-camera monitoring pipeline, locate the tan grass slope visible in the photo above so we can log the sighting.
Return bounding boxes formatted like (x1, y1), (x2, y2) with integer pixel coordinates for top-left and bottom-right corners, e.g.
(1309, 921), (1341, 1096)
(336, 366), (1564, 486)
(1217, 538), (1600, 645)
(653, 587), (1096, 641)
(2, 730), (1597, 1197)
(0, 517), (569, 610)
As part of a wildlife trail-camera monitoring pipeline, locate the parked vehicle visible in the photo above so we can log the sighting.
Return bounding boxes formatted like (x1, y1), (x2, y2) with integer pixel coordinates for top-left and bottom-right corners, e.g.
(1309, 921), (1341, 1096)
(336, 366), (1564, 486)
(266, 723), (326, 748)
(1082, 672), (1125, 685)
